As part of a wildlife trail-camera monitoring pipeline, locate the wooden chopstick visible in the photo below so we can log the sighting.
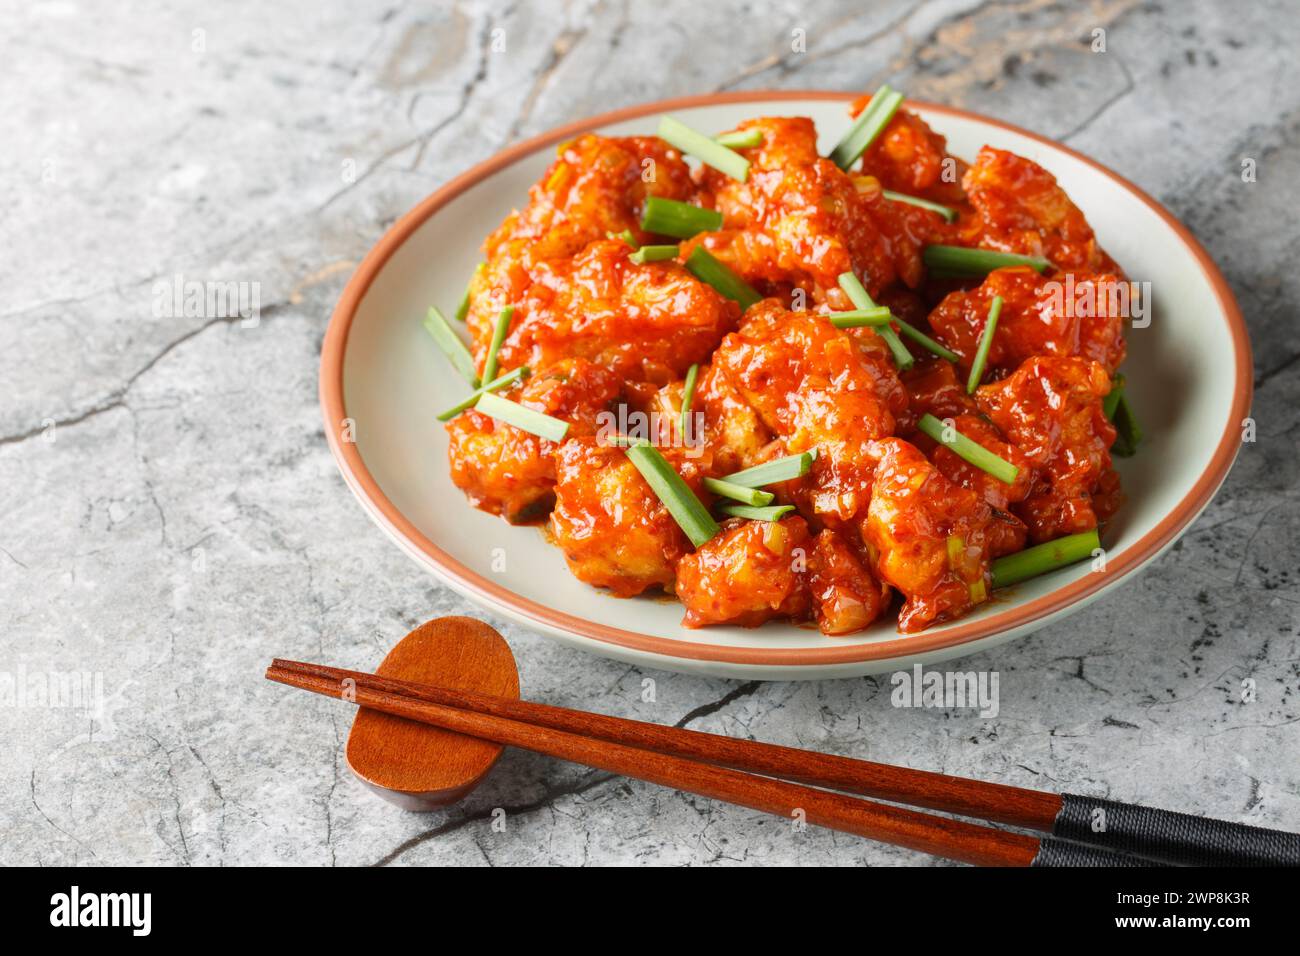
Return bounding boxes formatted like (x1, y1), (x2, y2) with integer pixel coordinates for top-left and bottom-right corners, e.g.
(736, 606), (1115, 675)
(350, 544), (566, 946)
(266, 663), (1148, 867)
(269, 659), (1300, 867)
(271, 657), (1058, 828)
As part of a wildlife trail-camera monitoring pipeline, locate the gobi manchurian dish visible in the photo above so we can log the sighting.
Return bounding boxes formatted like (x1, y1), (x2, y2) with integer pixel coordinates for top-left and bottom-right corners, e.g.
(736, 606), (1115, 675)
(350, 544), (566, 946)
(426, 85), (1142, 636)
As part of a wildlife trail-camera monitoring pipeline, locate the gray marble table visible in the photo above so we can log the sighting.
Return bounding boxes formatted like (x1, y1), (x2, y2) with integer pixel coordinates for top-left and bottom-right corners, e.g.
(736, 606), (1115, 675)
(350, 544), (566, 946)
(4, 0), (1297, 866)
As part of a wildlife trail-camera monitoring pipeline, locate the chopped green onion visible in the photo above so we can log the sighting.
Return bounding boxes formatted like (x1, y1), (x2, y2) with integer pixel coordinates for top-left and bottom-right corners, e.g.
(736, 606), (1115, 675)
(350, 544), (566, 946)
(1102, 374), (1125, 419)
(423, 306), (479, 386)
(891, 315), (960, 362)
(882, 190), (957, 223)
(481, 305), (513, 384)
(679, 363), (700, 438)
(608, 229), (638, 248)
(836, 271), (913, 370)
(966, 295), (1003, 394)
(923, 245), (1050, 277)
(703, 477), (775, 507)
(474, 392), (568, 443)
(829, 84), (904, 170)
(917, 413), (1019, 484)
(1103, 375), (1140, 456)
(715, 128), (763, 149)
(658, 116), (750, 182)
(718, 503), (795, 522)
(686, 246), (762, 310)
(629, 244), (680, 264)
(991, 529), (1101, 589)
(722, 452), (814, 488)
(829, 306), (892, 328)
(641, 196), (723, 238)
(437, 367), (530, 422)
(454, 263), (484, 322)
(624, 442), (719, 548)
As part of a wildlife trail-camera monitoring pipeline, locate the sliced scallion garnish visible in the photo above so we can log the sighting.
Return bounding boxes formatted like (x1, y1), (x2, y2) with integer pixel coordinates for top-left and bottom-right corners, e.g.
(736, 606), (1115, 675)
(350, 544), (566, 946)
(829, 84), (904, 170)
(686, 246), (762, 310)
(892, 315), (960, 362)
(1103, 375), (1141, 456)
(481, 305), (514, 384)
(828, 306), (892, 328)
(1102, 374), (1126, 420)
(658, 116), (750, 182)
(423, 306), (479, 386)
(836, 271), (913, 370)
(881, 190), (957, 223)
(917, 413), (1019, 485)
(454, 262), (484, 322)
(718, 503), (795, 522)
(702, 477), (775, 507)
(474, 392), (569, 443)
(437, 367), (529, 422)
(623, 442), (719, 548)
(991, 529), (1101, 589)
(715, 128), (763, 149)
(679, 363), (700, 438)
(722, 452), (814, 488)
(629, 244), (680, 264)
(966, 294), (1004, 394)
(923, 245), (1050, 277)
(641, 196), (723, 238)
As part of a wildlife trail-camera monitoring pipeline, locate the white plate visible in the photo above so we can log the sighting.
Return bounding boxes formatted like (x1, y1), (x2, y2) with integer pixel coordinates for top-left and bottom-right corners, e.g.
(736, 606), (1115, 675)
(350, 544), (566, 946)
(320, 92), (1251, 680)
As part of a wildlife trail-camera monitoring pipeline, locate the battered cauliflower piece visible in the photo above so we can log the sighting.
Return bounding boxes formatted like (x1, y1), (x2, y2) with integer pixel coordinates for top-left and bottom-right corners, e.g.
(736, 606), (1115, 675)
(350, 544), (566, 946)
(689, 117), (899, 301)
(976, 355), (1121, 542)
(694, 360), (776, 476)
(708, 301), (901, 526)
(476, 238), (737, 384)
(897, 360), (979, 434)
(806, 529), (892, 635)
(550, 439), (708, 597)
(466, 134), (696, 354)
(445, 359), (622, 523)
(851, 96), (970, 206)
(863, 438), (995, 633)
(675, 517), (813, 628)
(929, 266), (1128, 378)
(952, 147), (1121, 274)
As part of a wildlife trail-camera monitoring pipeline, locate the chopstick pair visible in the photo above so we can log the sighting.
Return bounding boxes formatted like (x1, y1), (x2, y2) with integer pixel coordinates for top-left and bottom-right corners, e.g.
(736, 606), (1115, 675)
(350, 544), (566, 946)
(265, 659), (1300, 867)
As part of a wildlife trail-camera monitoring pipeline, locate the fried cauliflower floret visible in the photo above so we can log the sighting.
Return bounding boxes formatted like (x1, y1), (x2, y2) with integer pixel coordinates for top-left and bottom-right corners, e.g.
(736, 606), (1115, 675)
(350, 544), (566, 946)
(688, 117), (899, 301)
(863, 438), (994, 633)
(694, 362), (775, 475)
(445, 359), (622, 523)
(676, 517), (812, 628)
(550, 439), (706, 597)
(708, 301), (901, 525)
(952, 147), (1121, 274)
(897, 360), (978, 433)
(929, 266), (1128, 377)
(975, 355), (1120, 542)
(806, 529), (891, 635)
(466, 134), (696, 350)
(851, 97), (970, 206)
(476, 238), (738, 384)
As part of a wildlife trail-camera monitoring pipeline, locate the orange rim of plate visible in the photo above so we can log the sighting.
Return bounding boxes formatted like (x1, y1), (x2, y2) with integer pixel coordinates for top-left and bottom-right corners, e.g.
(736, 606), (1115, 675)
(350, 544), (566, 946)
(319, 90), (1253, 667)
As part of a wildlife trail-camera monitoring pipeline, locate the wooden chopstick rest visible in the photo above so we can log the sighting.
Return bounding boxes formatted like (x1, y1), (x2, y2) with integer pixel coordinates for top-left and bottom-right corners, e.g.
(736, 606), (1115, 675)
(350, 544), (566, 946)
(344, 616), (519, 810)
